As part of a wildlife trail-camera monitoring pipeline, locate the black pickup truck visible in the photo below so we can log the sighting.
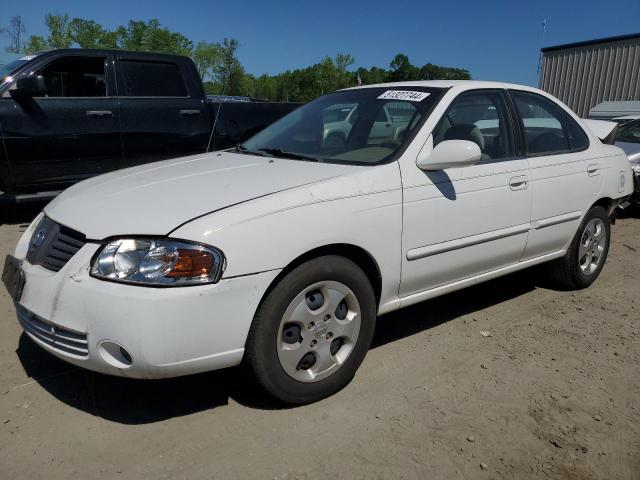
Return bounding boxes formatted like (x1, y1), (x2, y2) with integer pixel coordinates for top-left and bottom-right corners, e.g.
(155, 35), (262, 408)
(0, 49), (300, 203)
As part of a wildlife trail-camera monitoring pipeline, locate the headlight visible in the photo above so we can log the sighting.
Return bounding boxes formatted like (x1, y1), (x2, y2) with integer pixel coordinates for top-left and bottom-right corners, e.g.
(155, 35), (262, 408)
(90, 239), (225, 286)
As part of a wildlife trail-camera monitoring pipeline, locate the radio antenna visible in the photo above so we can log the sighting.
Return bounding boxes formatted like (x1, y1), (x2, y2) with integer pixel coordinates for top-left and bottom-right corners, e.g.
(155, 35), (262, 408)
(536, 18), (548, 84)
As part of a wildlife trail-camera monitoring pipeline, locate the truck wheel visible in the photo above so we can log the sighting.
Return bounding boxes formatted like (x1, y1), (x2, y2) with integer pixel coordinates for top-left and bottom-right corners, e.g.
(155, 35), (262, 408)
(245, 255), (376, 404)
(547, 206), (611, 289)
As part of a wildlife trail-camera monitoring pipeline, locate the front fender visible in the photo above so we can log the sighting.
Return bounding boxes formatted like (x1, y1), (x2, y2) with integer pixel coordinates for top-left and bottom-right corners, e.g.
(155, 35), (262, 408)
(171, 163), (403, 308)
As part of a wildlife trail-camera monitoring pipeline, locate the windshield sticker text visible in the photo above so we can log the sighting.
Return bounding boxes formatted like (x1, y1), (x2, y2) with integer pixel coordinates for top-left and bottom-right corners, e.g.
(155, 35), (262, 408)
(377, 90), (431, 102)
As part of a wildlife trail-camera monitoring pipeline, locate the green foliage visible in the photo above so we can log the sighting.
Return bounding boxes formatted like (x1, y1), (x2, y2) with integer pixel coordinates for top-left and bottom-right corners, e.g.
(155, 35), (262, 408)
(45, 13), (72, 49)
(420, 63), (470, 80)
(19, 13), (471, 100)
(25, 35), (47, 54)
(70, 18), (113, 48)
(193, 41), (221, 80)
(114, 19), (192, 55)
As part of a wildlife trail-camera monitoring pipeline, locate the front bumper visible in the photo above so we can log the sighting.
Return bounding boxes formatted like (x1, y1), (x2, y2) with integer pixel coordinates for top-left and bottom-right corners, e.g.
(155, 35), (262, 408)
(12, 240), (279, 379)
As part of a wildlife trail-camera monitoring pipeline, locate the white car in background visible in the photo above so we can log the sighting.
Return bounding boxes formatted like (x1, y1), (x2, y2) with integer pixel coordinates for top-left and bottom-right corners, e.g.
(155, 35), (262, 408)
(323, 103), (411, 148)
(3, 81), (633, 404)
(613, 118), (640, 202)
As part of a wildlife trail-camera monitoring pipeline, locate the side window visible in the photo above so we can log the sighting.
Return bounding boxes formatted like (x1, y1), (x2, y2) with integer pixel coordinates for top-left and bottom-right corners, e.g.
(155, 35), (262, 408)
(39, 56), (106, 97)
(511, 90), (570, 155)
(119, 60), (187, 97)
(433, 90), (516, 162)
(561, 111), (589, 151)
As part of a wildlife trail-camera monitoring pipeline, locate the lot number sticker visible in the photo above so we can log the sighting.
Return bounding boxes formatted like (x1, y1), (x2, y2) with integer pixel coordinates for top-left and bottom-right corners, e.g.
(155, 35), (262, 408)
(377, 90), (431, 102)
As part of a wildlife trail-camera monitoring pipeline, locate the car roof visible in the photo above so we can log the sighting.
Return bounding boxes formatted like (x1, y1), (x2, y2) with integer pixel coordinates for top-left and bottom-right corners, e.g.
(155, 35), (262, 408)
(343, 80), (543, 93)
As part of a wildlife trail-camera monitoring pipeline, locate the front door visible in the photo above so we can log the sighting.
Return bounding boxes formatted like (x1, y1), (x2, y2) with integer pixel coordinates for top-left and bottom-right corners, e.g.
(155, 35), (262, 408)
(0, 53), (121, 192)
(400, 89), (532, 296)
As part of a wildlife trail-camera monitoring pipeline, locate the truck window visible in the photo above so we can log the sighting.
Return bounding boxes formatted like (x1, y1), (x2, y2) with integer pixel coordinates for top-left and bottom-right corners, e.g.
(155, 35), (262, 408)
(38, 56), (106, 97)
(119, 60), (187, 97)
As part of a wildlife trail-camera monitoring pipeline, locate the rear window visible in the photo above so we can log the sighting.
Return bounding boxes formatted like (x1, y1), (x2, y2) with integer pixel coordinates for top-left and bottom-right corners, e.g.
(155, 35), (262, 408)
(119, 60), (187, 97)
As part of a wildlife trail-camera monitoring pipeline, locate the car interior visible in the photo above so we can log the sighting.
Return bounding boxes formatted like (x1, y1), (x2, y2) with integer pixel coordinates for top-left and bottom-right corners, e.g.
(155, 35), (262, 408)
(39, 56), (107, 97)
(432, 92), (515, 162)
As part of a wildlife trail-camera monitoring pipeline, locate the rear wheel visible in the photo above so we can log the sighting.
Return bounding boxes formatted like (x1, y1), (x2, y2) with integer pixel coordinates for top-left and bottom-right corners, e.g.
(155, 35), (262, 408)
(245, 256), (376, 404)
(547, 206), (611, 289)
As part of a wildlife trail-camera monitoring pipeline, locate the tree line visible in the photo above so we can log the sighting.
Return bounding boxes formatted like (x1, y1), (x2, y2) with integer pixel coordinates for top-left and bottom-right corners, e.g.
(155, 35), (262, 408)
(1, 14), (471, 101)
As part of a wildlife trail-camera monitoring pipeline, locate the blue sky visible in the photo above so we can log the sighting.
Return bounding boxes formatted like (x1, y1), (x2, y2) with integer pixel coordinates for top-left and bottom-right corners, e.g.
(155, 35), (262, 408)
(2, 0), (639, 86)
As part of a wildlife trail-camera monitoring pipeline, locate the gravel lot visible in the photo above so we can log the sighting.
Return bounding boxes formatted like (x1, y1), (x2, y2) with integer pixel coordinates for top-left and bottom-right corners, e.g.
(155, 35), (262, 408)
(0, 204), (638, 479)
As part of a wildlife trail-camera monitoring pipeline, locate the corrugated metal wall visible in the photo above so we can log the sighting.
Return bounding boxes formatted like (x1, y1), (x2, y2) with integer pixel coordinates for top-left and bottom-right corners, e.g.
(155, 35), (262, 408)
(539, 37), (640, 117)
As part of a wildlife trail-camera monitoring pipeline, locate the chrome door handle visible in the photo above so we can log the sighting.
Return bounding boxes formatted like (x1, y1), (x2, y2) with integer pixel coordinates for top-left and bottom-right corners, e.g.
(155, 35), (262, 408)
(179, 109), (201, 116)
(509, 176), (528, 190)
(86, 110), (112, 117)
(587, 164), (600, 176)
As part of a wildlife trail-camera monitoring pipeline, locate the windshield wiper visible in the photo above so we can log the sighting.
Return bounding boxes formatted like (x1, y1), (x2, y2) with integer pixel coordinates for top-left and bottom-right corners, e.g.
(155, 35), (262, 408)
(234, 144), (274, 158)
(257, 148), (324, 162)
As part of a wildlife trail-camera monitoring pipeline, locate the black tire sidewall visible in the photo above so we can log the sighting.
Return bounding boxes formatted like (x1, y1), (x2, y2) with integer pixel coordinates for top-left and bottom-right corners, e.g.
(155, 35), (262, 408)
(246, 256), (376, 404)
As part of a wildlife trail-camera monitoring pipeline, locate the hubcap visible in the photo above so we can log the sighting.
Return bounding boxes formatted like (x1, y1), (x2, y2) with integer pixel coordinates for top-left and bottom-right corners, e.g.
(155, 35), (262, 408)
(578, 218), (607, 276)
(277, 281), (361, 383)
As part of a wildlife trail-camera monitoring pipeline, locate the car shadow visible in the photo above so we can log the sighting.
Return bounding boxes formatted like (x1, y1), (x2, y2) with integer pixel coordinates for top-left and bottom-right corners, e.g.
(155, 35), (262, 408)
(15, 269), (540, 424)
(0, 202), (47, 227)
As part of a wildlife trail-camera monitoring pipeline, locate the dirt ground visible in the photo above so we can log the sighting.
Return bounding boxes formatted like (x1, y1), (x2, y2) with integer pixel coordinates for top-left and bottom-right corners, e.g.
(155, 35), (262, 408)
(0, 204), (638, 480)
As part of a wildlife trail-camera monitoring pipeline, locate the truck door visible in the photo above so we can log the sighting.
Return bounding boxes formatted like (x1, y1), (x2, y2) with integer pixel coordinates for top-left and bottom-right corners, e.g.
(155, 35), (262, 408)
(0, 53), (121, 193)
(114, 54), (212, 169)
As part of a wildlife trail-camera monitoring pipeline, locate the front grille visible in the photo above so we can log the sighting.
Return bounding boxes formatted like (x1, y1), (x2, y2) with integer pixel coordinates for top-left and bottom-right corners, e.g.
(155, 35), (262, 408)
(26, 216), (86, 272)
(16, 305), (88, 357)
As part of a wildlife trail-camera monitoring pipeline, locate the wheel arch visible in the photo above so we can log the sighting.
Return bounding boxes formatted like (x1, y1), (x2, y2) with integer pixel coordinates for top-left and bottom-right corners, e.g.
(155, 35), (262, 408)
(591, 197), (616, 216)
(261, 243), (383, 309)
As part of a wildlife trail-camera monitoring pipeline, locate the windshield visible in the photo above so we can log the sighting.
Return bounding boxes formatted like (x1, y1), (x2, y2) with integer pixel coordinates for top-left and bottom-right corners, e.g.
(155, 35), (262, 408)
(0, 58), (30, 84)
(241, 87), (443, 165)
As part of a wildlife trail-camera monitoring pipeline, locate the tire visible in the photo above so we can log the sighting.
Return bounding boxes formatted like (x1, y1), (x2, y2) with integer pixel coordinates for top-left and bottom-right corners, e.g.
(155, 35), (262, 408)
(245, 255), (376, 404)
(547, 205), (611, 289)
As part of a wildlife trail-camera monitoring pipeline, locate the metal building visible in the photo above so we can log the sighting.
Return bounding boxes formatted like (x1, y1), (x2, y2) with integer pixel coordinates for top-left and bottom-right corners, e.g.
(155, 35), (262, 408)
(539, 32), (640, 117)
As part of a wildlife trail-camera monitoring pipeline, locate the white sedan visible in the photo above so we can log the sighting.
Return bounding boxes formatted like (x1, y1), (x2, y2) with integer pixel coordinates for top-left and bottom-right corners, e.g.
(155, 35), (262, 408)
(3, 81), (634, 404)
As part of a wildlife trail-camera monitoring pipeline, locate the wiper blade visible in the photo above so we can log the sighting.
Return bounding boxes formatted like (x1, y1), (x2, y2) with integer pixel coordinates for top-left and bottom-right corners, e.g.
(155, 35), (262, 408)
(258, 148), (324, 162)
(234, 144), (274, 158)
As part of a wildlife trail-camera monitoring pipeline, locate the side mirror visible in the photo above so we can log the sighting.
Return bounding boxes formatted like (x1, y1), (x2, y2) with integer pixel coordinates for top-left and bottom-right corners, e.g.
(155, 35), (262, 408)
(416, 139), (482, 171)
(12, 75), (46, 97)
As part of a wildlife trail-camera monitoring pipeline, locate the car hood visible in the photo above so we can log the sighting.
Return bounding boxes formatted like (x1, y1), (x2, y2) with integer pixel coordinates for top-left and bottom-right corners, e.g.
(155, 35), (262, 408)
(45, 151), (357, 239)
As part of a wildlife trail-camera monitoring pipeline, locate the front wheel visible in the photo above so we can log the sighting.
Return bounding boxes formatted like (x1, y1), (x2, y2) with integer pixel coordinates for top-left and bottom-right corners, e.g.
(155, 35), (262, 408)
(547, 205), (611, 289)
(245, 256), (376, 404)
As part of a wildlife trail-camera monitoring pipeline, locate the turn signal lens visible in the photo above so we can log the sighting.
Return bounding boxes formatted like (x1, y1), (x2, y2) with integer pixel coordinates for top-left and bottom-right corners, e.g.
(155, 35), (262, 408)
(91, 238), (224, 286)
(166, 249), (215, 278)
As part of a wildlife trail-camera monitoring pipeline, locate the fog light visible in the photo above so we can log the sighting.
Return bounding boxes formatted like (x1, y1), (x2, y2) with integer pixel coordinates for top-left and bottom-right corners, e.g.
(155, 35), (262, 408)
(98, 340), (133, 369)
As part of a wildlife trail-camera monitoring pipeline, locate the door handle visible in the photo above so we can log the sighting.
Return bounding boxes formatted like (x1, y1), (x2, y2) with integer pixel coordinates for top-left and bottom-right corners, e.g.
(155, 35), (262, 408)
(179, 109), (201, 116)
(509, 175), (528, 190)
(86, 110), (112, 118)
(587, 163), (600, 176)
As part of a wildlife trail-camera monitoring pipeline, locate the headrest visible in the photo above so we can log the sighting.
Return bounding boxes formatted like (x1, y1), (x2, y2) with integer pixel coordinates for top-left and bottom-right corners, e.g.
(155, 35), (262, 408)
(444, 124), (485, 150)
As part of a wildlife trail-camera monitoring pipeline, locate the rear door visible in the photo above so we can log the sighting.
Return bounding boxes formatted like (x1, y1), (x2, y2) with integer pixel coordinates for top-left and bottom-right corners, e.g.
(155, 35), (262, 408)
(509, 90), (598, 260)
(0, 52), (121, 192)
(114, 54), (211, 170)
